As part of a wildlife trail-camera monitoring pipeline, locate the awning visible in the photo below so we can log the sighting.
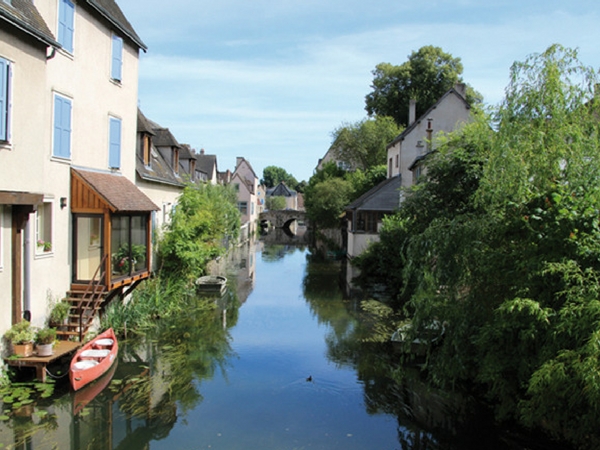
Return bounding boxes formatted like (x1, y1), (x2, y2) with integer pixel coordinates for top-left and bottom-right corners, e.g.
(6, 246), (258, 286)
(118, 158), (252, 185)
(72, 168), (159, 212)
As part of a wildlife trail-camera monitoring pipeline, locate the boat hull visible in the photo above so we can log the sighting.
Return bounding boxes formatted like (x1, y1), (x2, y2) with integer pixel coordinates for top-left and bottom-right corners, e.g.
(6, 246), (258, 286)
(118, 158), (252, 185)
(69, 328), (118, 391)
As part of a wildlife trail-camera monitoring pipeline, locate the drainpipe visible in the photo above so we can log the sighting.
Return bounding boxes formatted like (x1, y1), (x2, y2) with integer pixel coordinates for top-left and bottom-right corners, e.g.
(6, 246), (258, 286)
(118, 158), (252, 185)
(23, 217), (32, 321)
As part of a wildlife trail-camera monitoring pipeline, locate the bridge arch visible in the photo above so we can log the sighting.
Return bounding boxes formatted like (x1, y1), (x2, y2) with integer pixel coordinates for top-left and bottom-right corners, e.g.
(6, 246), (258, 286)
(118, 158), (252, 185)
(259, 210), (309, 231)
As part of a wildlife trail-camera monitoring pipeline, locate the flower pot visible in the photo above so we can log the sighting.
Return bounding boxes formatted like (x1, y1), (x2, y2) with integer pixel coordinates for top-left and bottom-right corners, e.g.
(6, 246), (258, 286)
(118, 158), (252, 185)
(12, 342), (33, 357)
(36, 343), (54, 357)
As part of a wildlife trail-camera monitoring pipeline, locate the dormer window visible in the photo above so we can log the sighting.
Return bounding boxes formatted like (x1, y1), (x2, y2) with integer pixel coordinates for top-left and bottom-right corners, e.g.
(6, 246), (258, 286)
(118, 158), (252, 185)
(141, 134), (151, 166)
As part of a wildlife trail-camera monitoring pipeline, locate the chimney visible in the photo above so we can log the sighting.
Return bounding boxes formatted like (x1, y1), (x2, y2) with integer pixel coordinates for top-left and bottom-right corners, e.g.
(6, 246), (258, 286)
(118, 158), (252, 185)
(454, 83), (467, 98)
(409, 99), (416, 125)
(200, 148), (205, 155)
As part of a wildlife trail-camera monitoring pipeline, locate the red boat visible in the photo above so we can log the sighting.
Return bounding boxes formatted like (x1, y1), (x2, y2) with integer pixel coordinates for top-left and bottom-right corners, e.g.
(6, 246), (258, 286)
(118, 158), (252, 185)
(70, 328), (118, 391)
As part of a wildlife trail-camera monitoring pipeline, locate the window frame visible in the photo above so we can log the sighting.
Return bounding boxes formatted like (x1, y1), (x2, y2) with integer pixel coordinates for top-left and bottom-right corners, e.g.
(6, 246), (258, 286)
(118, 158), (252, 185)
(108, 115), (122, 169)
(52, 93), (72, 159)
(35, 200), (53, 256)
(0, 205), (3, 271)
(57, 0), (75, 54)
(0, 57), (11, 143)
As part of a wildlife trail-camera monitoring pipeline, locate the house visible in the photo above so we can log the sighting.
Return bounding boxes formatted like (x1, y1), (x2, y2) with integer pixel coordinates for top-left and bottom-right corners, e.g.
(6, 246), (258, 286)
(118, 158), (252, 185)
(0, 0), (154, 340)
(315, 137), (356, 173)
(196, 149), (219, 185)
(345, 176), (402, 258)
(230, 157), (259, 241)
(345, 84), (472, 258)
(266, 182), (298, 210)
(135, 109), (185, 248)
(387, 84), (471, 185)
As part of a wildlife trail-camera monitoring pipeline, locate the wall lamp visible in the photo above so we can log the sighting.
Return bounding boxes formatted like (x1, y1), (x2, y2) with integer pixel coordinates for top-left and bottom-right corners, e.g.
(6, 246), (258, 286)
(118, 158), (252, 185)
(60, 197), (68, 209)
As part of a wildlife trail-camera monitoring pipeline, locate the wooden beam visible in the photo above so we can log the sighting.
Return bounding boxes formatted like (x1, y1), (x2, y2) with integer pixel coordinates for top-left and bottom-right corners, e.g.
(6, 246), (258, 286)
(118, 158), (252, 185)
(0, 191), (43, 206)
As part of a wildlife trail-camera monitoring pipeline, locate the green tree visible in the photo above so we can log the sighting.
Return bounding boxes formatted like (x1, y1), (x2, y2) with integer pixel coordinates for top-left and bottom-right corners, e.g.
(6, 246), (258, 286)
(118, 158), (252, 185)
(356, 44), (600, 448)
(158, 183), (240, 279)
(265, 195), (286, 211)
(331, 116), (402, 170)
(261, 166), (298, 189)
(304, 176), (352, 229)
(365, 45), (481, 127)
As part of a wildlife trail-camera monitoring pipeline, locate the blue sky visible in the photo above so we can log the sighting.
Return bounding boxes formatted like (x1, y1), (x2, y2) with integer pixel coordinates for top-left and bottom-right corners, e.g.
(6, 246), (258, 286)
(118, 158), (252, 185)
(117, 0), (600, 182)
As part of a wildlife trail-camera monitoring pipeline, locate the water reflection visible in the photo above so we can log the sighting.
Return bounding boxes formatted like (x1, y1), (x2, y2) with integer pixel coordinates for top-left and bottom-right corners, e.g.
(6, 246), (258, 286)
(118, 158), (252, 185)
(0, 241), (559, 449)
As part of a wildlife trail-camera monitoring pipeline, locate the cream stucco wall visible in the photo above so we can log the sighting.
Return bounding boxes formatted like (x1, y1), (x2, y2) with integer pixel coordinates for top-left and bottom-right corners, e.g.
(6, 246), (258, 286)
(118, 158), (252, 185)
(387, 92), (471, 187)
(346, 228), (380, 259)
(0, 1), (142, 338)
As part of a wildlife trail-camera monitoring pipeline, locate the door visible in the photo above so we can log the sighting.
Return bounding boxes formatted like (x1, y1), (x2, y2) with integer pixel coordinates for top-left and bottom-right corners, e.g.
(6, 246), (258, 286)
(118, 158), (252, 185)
(73, 215), (103, 282)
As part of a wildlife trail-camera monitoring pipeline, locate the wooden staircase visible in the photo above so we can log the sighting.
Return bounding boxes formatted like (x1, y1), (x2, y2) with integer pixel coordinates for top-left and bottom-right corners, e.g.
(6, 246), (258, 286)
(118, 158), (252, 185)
(55, 286), (107, 341)
(56, 255), (108, 342)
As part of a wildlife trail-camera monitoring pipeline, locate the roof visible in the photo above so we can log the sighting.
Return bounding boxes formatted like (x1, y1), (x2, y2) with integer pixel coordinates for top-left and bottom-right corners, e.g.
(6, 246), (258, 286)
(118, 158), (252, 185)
(0, 0), (59, 47)
(152, 128), (181, 149)
(136, 150), (184, 188)
(137, 109), (156, 136)
(268, 182), (296, 197)
(196, 153), (218, 179)
(346, 176), (402, 213)
(84, 0), (147, 51)
(179, 144), (196, 160)
(387, 86), (471, 149)
(73, 168), (159, 212)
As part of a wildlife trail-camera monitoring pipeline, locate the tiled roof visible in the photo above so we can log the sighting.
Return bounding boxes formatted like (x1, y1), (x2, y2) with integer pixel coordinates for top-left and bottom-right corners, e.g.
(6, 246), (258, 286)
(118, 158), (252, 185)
(152, 128), (181, 148)
(346, 176), (402, 212)
(179, 144), (196, 160)
(0, 0), (59, 47)
(84, 0), (147, 51)
(74, 168), (159, 212)
(196, 154), (218, 179)
(137, 109), (156, 136)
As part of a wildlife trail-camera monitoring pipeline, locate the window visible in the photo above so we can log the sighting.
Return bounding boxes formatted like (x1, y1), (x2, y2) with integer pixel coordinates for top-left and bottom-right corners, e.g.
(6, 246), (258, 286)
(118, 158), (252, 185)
(0, 57), (10, 142)
(53, 94), (72, 159)
(238, 201), (247, 215)
(395, 154), (398, 168)
(58, 0), (75, 53)
(108, 116), (121, 169)
(111, 35), (123, 81)
(111, 214), (148, 277)
(36, 201), (53, 254)
(141, 134), (151, 166)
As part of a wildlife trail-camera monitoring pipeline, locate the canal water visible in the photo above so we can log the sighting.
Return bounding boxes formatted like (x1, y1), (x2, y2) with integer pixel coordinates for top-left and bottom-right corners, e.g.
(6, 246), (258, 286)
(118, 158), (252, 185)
(0, 242), (564, 449)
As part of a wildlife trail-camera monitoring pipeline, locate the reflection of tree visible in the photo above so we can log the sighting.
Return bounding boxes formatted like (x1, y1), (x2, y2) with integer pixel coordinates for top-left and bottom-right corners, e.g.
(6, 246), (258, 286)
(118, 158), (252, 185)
(301, 254), (511, 450)
(261, 244), (299, 262)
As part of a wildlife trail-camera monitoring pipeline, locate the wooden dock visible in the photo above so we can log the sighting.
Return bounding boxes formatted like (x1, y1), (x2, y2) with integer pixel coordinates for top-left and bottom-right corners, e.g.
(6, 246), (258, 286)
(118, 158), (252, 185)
(4, 341), (82, 382)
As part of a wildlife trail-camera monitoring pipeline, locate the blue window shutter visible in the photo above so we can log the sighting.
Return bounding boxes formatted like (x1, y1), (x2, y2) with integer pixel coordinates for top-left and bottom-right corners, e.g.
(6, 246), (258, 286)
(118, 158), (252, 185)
(109, 117), (121, 168)
(53, 95), (71, 158)
(0, 58), (7, 141)
(58, 0), (75, 53)
(111, 35), (123, 81)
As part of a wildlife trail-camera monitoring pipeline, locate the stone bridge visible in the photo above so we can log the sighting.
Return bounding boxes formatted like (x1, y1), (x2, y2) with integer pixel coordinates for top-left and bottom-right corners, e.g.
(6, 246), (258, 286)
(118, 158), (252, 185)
(259, 209), (308, 229)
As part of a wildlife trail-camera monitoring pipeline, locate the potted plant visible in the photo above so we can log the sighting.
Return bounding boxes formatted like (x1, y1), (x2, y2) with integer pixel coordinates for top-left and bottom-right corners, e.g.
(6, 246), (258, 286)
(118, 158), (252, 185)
(49, 300), (70, 327)
(35, 327), (57, 356)
(4, 320), (35, 357)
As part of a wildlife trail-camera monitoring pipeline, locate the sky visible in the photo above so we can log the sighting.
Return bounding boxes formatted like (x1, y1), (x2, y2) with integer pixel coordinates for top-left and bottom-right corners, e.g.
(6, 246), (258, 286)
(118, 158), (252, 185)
(117, 0), (600, 183)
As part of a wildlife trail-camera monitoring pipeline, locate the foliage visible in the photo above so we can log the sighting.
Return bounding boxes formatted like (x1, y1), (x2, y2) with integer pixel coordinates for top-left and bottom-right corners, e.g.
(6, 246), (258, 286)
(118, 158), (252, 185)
(265, 195), (286, 211)
(304, 162), (388, 230)
(304, 176), (352, 229)
(158, 183), (240, 280)
(261, 166), (299, 190)
(34, 327), (56, 345)
(356, 44), (600, 448)
(113, 243), (146, 274)
(365, 45), (482, 127)
(4, 321), (35, 344)
(48, 299), (70, 324)
(331, 116), (402, 170)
